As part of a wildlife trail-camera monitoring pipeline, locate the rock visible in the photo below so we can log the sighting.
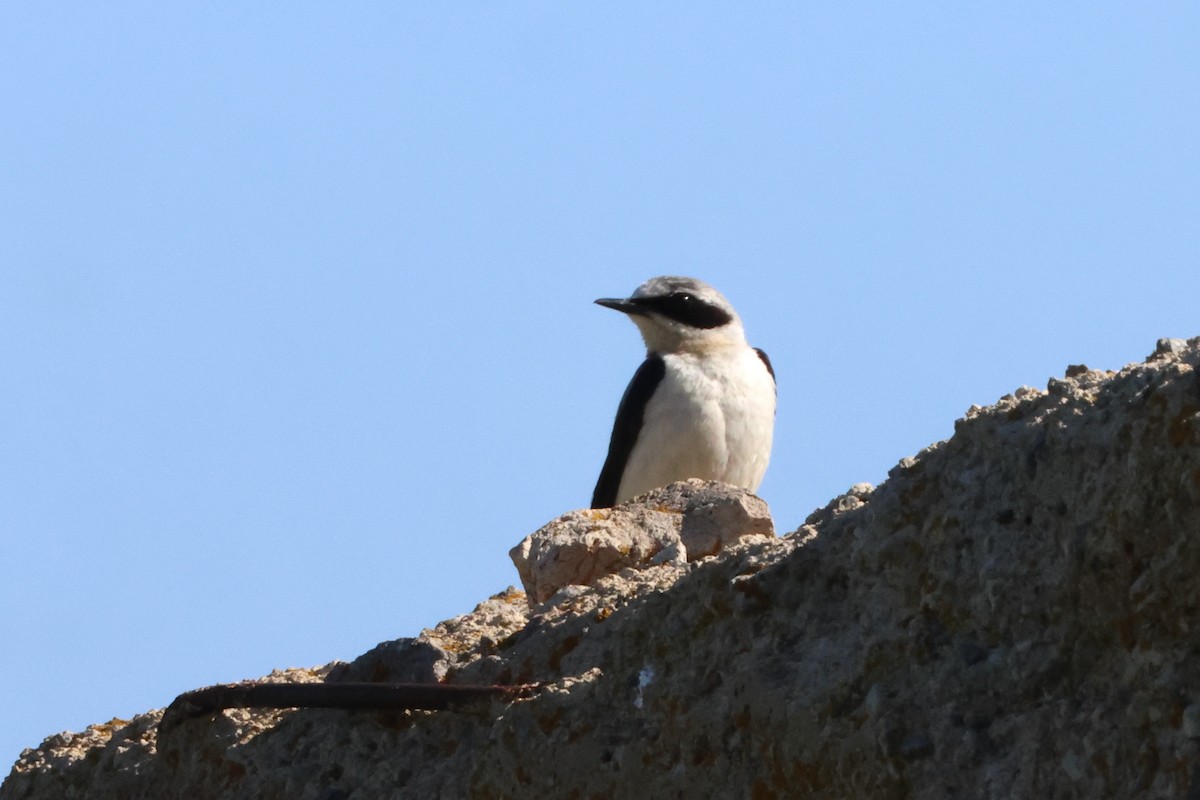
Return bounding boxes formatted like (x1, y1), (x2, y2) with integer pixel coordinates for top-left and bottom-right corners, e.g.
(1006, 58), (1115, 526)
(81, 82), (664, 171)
(1149, 337), (1188, 360)
(509, 480), (774, 604)
(5, 336), (1200, 800)
(326, 587), (532, 685)
(325, 639), (450, 685)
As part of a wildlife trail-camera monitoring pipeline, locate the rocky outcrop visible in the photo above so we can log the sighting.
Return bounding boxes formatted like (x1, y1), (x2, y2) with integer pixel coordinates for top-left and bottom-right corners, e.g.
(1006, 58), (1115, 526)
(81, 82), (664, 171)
(4, 338), (1199, 799)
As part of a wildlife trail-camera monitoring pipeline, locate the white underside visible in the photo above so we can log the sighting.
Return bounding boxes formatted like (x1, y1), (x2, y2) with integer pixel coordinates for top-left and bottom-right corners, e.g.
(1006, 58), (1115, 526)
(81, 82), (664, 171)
(615, 346), (775, 504)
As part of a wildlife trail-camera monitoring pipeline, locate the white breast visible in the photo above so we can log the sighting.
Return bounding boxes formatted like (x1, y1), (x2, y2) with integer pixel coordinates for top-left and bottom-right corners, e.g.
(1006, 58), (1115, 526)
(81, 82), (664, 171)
(615, 347), (775, 504)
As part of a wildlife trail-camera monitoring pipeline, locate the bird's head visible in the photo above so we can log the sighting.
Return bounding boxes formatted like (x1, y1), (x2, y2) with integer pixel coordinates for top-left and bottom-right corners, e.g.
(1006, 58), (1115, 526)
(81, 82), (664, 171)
(595, 276), (747, 355)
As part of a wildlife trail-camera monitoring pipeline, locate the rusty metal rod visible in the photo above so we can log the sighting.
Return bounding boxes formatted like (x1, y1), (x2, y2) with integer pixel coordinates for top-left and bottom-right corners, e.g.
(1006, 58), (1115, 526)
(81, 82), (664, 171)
(159, 681), (537, 733)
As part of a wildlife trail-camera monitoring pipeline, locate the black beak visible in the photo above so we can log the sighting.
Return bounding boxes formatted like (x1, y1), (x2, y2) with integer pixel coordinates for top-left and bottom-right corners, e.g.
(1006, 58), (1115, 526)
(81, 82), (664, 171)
(595, 297), (646, 315)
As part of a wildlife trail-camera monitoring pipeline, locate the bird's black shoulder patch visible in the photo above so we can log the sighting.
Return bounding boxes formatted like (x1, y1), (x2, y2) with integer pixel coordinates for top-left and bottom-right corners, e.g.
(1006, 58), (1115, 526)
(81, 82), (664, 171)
(591, 354), (667, 508)
(754, 348), (775, 382)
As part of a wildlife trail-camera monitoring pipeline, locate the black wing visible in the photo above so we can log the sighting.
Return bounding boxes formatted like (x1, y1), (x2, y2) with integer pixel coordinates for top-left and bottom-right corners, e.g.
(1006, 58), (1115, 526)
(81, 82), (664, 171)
(591, 354), (666, 509)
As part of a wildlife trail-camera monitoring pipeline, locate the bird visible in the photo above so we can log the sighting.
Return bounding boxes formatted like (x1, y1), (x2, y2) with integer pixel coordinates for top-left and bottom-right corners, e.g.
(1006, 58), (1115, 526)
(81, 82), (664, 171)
(591, 276), (776, 509)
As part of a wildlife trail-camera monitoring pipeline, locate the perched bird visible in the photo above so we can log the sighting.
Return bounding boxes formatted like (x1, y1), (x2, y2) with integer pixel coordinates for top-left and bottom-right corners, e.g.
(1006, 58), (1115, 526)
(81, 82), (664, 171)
(591, 276), (776, 509)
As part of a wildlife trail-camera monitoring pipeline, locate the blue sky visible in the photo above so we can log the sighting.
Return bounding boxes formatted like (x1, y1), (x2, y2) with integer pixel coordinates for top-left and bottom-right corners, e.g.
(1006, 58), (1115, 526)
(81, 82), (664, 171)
(2, 4), (1197, 768)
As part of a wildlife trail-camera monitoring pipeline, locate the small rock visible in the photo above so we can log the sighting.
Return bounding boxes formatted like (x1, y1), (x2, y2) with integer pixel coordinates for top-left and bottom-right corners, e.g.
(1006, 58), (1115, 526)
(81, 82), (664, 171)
(509, 481), (774, 605)
(888, 455), (921, 477)
(325, 639), (449, 684)
(1148, 338), (1187, 361)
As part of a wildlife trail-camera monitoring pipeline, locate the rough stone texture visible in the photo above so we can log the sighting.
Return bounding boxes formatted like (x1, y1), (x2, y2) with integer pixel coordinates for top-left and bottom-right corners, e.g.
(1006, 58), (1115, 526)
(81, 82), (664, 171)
(510, 480), (775, 604)
(4, 336), (1200, 799)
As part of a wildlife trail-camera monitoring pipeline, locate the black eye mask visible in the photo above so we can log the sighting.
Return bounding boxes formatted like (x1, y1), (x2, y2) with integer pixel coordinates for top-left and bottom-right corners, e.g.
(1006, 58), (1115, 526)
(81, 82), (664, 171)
(631, 292), (733, 329)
